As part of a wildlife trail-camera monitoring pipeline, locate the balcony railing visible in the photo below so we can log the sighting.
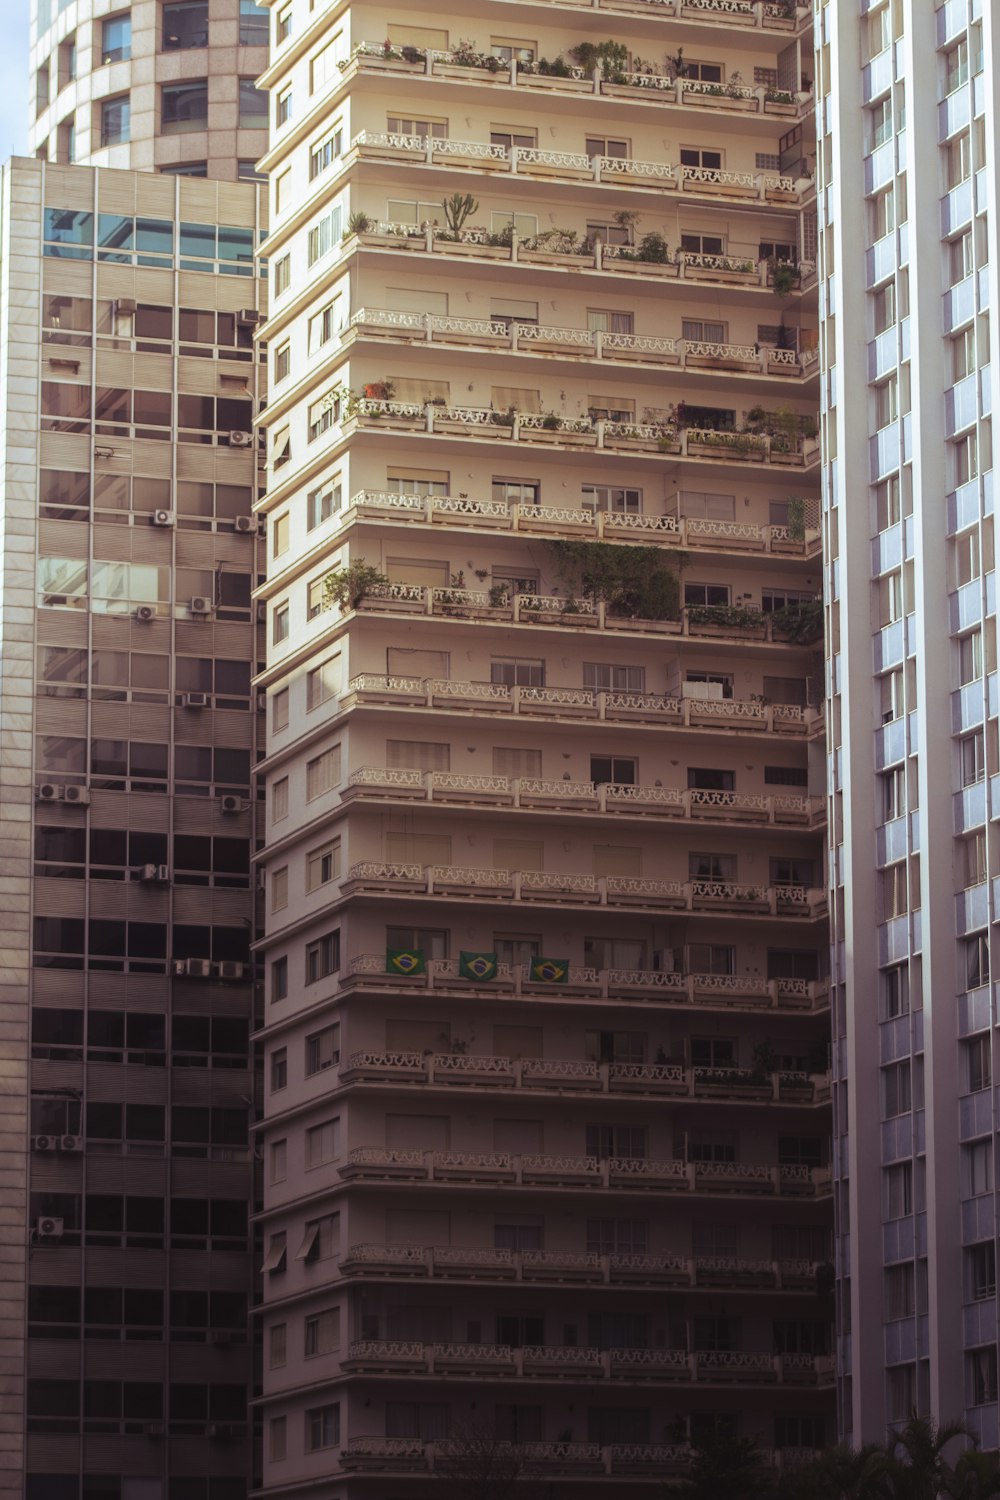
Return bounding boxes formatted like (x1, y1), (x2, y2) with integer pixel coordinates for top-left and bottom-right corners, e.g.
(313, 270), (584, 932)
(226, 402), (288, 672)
(348, 220), (817, 296)
(341, 400), (820, 468)
(344, 44), (809, 121)
(343, 952), (828, 1011)
(342, 862), (828, 918)
(351, 131), (811, 207)
(340, 1435), (820, 1476)
(343, 766), (822, 827)
(338, 584), (821, 643)
(344, 673), (821, 736)
(342, 1339), (834, 1384)
(348, 307), (814, 379)
(337, 1054), (831, 1114)
(340, 1242), (823, 1292)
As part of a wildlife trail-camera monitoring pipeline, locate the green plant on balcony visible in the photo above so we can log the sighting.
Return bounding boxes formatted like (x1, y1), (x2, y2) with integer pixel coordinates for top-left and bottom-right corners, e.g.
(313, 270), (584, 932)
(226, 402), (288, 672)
(484, 223), (514, 247)
(749, 1040), (777, 1083)
(687, 603), (764, 631)
(532, 55), (572, 76)
(442, 193), (480, 234)
(527, 227), (580, 254)
(450, 38), (483, 66)
(785, 496), (807, 540)
(541, 413), (562, 430)
(324, 560), (388, 610)
(363, 379), (395, 400)
(378, 38), (402, 59)
(489, 407), (515, 427)
(725, 69), (746, 99)
(572, 39), (628, 81)
(765, 83), (795, 105)
(346, 210), (373, 236)
(770, 260), (799, 296)
(666, 47), (688, 79)
(547, 540), (682, 621)
(768, 599), (823, 644)
(488, 582), (511, 607)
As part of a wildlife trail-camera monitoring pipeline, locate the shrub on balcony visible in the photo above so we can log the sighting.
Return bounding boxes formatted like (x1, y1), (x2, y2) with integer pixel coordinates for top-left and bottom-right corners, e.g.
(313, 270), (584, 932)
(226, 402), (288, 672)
(442, 193), (479, 233)
(547, 540), (682, 621)
(346, 210), (373, 236)
(770, 260), (800, 296)
(616, 231), (671, 264)
(768, 599), (823, 644)
(786, 496), (807, 540)
(528, 56), (572, 77)
(571, 39), (629, 81)
(687, 603), (764, 631)
(324, 560), (388, 610)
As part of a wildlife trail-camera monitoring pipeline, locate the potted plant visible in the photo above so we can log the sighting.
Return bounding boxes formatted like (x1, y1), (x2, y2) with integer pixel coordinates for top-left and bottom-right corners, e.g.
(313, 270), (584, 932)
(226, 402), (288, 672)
(363, 380), (395, 401)
(324, 560), (388, 610)
(346, 209), (373, 237)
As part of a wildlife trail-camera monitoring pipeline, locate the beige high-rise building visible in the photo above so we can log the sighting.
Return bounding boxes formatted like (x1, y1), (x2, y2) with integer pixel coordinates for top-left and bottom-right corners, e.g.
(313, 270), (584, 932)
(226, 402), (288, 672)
(253, 0), (832, 1490)
(29, 0), (270, 181)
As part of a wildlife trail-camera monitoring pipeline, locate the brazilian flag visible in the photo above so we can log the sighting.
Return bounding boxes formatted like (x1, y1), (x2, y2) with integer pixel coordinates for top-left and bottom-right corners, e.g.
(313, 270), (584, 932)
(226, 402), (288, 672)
(460, 951), (498, 982)
(386, 947), (426, 976)
(530, 956), (569, 984)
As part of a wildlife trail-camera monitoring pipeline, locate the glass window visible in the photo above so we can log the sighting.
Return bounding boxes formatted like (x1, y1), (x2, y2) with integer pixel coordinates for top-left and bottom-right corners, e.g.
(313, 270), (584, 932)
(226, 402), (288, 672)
(162, 81), (209, 133)
(100, 96), (130, 147)
(239, 0), (268, 45)
(162, 2), (208, 49)
(238, 80), (268, 127)
(102, 14), (132, 63)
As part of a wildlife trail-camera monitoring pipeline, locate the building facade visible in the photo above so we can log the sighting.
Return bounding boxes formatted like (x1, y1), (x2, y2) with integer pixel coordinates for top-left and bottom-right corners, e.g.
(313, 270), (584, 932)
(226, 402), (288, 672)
(0, 155), (266, 1500)
(29, 0), (270, 181)
(253, 0), (833, 1489)
(821, 0), (1000, 1450)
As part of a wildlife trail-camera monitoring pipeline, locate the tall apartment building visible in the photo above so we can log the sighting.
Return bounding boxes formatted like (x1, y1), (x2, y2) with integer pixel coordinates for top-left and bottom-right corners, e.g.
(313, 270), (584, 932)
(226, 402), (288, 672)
(0, 155), (266, 1500)
(29, 0), (270, 181)
(254, 0), (834, 1489)
(821, 0), (1000, 1451)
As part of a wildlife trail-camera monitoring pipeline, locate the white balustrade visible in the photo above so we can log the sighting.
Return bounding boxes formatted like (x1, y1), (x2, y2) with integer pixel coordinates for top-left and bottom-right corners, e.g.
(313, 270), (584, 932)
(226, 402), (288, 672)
(522, 1344), (603, 1368)
(697, 1349), (778, 1377)
(343, 1437), (425, 1460)
(604, 690), (683, 717)
(605, 875), (686, 901)
(695, 1160), (773, 1183)
(681, 164), (757, 189)
(429, 771), (511, 797)
(345, 1049), (424, 1072)
(601, 512), (679, 532)
(681, 77), (757, 101)
(432, 586), (492, 608)
(432, 1245), (515, 1270)
(611, 1347), (689, 1371)
(348, 1339), (427, 1363)
(688, 697), (767, 720)
(604, 420), (675, 441)
(431, 1150), (513, 1173)
(345, 1242), (426, 1267)
(518, 776), (596, 800)
(430, 864), (514, 889)
(685, 339), (759, 362)
(606, 968), (686, 990)
(610, 1252), (687, 1275)
(347, 673), (424, 696)
(691, 879), (769, 903)
(349, 766), (425, 792)
(522, 1250), (603, 1274)
(600, 155), (675, 181)
(515, 145), (592, 171)
(693, 972), (769, 994)
(682, 251), (757, 273)
(432, 496), (510, 520)
(520, 685), (597, 708)
(345, 1146), (425, 1169)
(516, 502), (597, 525)
(605, 783), (684, 809)
(517, 322), (596, 348)
(609, 1062), (687, 1085)
(351, 488), (426, 514)
(522, 1059), (600, 1082)
(520, 870), (599, 894)
(426, 678), (511, 703)
(608, 1155), (688, 1180)
(685, 516), (763, 540)
(346, 861), (426, 883)
(432, 1052), (513, 1075)
(434, 136), (510, 162)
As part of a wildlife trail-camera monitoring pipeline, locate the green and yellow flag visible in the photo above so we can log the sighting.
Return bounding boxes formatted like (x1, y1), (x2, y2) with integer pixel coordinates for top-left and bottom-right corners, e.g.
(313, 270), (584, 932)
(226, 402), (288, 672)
(459, 951), (498, 982)
(386, 947), (426, 976)
(529, 956), (569, 984)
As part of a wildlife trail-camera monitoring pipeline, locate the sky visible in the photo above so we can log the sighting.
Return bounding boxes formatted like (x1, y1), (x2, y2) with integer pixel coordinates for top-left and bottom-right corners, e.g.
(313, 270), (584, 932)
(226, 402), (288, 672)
(0, 6), (30, 161)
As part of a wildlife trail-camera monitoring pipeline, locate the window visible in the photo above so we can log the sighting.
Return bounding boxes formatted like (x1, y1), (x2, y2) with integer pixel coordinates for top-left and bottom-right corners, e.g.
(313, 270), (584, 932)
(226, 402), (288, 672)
(946, 37), (969, 93)
(161, 81), (209, 133)
(953, 327), (976, 382)
(308, 477), (341, 528)
(881, 965), (909, 1019)
(271, 956), (288, 1003)
(269, 1139), (286, 1183)
(101, 95), (130, 146)
(271, 689), (289, 733)
(272, 603), (289, 645)
(306, 840), (341, 894)
(967, 1035), (992, 1093)
(583, 662), (644, 692)
(491, 209), (539, 239)
(309, 127), (343, 179)
(965, 933), (990, 989)
(880, 668), (904, 723)
(967, 1243), (996, 1301)
(876, 476), (901, 530)
(680, 147), (723, 172)
(955, 431), (979, 485)
(883, 1060), (911, 1117)
(239, 0), (268, 45)
(271, 776), (288, 823)
(586, 1219), (647, 1255)
(306, 745), (341, 799)
(490, 127), (537, 151)
(586, 134), (628, 159)
(308, 298), (343, 352)
(591, 755), (636, 786)
(961, 731), (985, 787)
(966, 1139), (993, 1197)
(270, 1048), (287, 1092)
(311, 37), (344, 92)
(103, 13), (131, 61)
(305, 1403), (340, 1451)
(689, 852), (737, 882)
(271, 513), (289, 558)
(262, 1230), (287, 1274)
(305, 1308), (340, 1356)
(306, 931), (340, 984)
(307, 657), (340, 710)
(873, 187), (895, 240)
(272, 867), (288, 912)
(273, 255), (290, 297)
(162, 2), (207, 49)
(691, 1037), (736, 1069)
(307, 579), (327, 620)
(875, 376), (898, 429)
(270, 1414), (287, 1460)
(491, 658), (544, 688)
(947, 133), (972, 189)
(276, 87), (292, 127)
(685, 581), (731, 608)
(306, 1117), (340, 1167)
(886, 1364), (916, 1421)
(308, 392), (339, 439)
(970, 1347), (998, 1406)
(951, 231), (974, 284)
(306, 1025), (340, 1075)
(683, 319), (727, 345)
(962, 831), (988, 888)
(960, 629), (983, 685)
(882, 766), (906, 821)
(273, 342), (290, 384)
(885, 1162), (912, 1220)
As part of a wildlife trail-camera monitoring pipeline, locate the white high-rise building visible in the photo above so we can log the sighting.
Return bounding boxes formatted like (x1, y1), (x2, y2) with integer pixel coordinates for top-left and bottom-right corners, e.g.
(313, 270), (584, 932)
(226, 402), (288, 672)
(820, 0), (1000, 1449)
(253, 0), (833, 1491)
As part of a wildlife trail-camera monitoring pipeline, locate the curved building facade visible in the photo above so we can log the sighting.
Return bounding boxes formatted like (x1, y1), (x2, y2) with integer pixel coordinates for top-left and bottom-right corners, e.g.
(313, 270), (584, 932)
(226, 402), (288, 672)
(29, 0), (270, 180)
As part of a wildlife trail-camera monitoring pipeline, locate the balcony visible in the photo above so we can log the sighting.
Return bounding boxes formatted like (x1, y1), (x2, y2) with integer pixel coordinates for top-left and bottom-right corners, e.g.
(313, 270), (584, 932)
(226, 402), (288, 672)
(343, 952), (828, 1012)
(342, 861), (829, 920)
(343, 585), (822, 646)
(350, 131), (813, 210)
(347, 308), (815, 382)
(343, 766), (823, 829)
(341, 1435), (819, 1476)
(343, 44), (808, 123)
(341, 1339), (834, 1386)
(348, 220), (817, 297)
(339, 1051), (831, 1110)
(344, 674), (822, 738)
(334, 401), (820, 473)
(340, 1242), (823, 1293)
(342, 491), (821, 557)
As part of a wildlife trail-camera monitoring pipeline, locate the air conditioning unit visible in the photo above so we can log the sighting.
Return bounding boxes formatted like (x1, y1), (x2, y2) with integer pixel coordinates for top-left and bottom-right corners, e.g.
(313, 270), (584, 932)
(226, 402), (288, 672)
(255, 693), (267, 714)
(216, 961), (247, 981)
(60, 1135), (83, 1152)
(36, 1216), (64, 1239)
(135, 604), (157, 622)
(138, 863), (170, 883)
(233, 515), (255, 533)
(177, 957), (213, 979)
(238, 308), (261, 326)
(208, 1423), (237, 1441)
(255, 602), (267, 623)
(189, 596), (213, 615)
(143, 1421), (165, 1438)
(115, 297), (138, 316)
(36, 783), (61, 802)
(219, 794), (242, 814)
(182, 692), (209, 708)
(31, 1135), (56, 1152)
(63, 785), (91, 806)
(151, 510), (175, 528)
(228, 431), (254, 448)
